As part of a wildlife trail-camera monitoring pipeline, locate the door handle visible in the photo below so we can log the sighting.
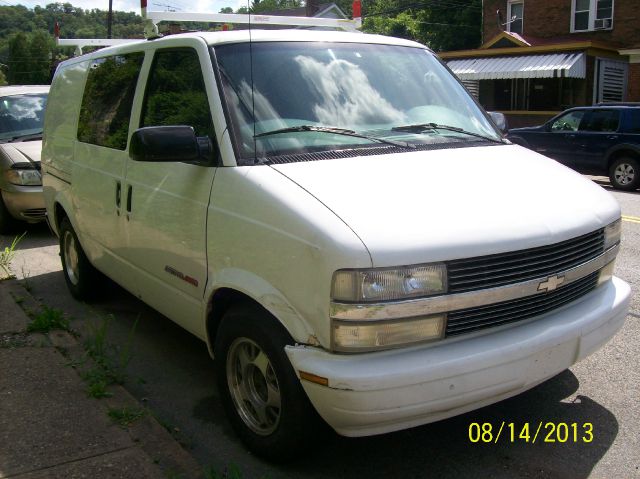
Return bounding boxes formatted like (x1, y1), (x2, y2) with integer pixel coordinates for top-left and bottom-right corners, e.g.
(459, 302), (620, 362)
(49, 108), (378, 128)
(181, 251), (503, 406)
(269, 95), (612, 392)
(115, 181), (121, 216)
(126, 185), (132, 220)
(567, 134), (576, 139)
(607, 135), (618, 140)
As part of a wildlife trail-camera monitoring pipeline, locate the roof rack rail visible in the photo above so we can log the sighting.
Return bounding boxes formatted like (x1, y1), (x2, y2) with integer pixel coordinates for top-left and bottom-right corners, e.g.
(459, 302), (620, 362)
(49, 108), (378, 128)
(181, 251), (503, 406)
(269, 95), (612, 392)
(55, 0), (363, 55)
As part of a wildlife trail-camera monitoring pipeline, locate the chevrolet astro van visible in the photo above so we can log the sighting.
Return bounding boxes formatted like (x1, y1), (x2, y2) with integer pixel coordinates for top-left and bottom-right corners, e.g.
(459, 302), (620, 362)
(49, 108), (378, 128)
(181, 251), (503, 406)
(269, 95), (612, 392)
(42, 30), (630, 459)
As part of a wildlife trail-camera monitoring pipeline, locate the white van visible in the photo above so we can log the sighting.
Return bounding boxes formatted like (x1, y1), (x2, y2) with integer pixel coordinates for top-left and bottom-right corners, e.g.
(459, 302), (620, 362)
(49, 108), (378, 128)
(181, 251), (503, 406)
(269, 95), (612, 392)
(42, 29), (630, 459)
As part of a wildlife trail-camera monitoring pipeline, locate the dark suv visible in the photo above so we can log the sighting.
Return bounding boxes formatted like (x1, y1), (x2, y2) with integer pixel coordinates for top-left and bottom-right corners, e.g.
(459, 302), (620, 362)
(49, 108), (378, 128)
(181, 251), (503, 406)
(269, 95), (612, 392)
(508, 104), (640, 191)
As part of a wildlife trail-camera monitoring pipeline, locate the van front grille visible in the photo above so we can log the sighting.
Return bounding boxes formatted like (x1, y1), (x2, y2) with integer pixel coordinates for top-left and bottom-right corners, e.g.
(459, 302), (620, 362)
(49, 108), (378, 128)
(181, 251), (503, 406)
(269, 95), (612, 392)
(446, 229), (604, 294)
(446, 271), (599, 336)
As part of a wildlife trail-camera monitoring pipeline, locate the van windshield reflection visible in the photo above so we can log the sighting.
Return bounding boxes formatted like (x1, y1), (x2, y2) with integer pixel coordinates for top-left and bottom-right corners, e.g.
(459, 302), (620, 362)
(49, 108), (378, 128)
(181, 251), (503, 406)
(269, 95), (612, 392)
(214, 42), (500, 163)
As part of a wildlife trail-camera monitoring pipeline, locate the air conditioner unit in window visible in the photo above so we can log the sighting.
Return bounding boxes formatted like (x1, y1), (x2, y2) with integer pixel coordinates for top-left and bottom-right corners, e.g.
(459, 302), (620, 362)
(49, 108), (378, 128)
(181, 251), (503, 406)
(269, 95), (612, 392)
(594, 18), (612, 29)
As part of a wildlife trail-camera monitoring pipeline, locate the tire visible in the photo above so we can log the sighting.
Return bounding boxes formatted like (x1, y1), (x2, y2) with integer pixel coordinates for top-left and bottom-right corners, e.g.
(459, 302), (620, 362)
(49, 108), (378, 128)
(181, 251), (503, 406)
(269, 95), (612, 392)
(0, 196), (18, 235)
(214, 304), (327, 461)
(59, 217), (101, 300)
(609, 157), (640, 191)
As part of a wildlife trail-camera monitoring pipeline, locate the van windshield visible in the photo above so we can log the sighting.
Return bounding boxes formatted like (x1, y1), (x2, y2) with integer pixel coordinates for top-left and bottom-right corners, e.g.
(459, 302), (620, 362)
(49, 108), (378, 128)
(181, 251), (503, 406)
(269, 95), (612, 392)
(213, 42), (500, 164)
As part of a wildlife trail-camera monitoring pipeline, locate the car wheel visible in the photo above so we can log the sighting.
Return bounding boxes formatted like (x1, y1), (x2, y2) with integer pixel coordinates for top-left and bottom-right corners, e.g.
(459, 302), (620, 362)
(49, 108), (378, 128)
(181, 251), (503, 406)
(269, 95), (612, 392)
(0, 196), (18, 234)
(214, 304), (326, 461)
(609, 157), (640, 191)
(59, 217), (101, 300)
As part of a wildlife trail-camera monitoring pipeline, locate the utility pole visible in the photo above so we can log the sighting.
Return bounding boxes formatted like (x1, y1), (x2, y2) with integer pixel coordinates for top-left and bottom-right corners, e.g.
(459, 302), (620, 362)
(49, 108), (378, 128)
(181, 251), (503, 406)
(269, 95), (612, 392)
(107, 0), (113, 38)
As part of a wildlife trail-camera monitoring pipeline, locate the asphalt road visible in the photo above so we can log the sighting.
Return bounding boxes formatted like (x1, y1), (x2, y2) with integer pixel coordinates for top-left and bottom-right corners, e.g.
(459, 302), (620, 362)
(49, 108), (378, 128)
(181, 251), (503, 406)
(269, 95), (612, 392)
(2, 177), (639, 479)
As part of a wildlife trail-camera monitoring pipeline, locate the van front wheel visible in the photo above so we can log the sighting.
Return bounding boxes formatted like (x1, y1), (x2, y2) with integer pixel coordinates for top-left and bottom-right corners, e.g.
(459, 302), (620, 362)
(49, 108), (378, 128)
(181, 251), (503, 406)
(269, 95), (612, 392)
(59, 218), (100, 300)
(214, 305), (326, 461)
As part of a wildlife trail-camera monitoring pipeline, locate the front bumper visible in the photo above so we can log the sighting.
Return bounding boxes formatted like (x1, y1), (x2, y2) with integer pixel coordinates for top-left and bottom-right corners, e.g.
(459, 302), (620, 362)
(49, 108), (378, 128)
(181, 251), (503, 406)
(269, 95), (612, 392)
(1, 185), (45, 222)
(286, 276), (630, 437)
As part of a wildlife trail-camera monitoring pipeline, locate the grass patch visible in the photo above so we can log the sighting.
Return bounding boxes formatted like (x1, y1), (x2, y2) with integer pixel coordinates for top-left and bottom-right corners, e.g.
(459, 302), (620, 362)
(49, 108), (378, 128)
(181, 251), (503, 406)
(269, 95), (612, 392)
(27, 306), (70, 333)
(108, 406), (146, 428)
(80, 314), (139, 398)
(203, 464), (247, 479)
(0, 233), (25, 278)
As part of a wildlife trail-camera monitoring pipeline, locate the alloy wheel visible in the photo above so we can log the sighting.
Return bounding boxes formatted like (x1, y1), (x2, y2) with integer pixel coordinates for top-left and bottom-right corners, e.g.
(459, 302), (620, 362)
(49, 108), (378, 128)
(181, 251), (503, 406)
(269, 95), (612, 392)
(226, 337), (281, 435)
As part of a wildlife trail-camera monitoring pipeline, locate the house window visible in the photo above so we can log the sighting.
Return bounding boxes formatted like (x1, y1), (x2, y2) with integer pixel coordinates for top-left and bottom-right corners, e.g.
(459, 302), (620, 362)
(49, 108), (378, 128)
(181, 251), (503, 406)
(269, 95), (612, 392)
(507, 1), (524, 35)
(572, 0), (613, 32)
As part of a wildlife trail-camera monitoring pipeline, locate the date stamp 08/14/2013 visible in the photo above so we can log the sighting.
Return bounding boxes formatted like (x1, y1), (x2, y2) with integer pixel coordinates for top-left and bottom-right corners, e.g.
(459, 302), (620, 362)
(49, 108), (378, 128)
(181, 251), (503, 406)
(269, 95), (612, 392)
(468, 422), (594, 444)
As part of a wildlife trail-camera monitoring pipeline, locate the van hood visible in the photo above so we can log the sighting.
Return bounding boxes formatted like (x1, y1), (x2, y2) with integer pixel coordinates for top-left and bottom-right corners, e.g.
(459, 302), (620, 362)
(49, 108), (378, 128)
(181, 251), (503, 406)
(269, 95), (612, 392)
(0, 140), (42, 165)
(270, 144), (620, 266)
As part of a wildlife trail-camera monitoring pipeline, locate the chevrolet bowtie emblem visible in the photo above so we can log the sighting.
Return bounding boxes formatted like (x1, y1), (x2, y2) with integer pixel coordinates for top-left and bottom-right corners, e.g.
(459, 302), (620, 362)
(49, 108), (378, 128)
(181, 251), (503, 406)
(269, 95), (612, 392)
(538, 275), (565, 293)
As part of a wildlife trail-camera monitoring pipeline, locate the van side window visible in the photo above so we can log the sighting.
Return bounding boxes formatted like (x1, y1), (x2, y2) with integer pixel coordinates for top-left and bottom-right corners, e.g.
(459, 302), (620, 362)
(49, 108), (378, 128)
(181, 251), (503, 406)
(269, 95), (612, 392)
(141, 48), (213, 138)
(77, 53), (144, 150)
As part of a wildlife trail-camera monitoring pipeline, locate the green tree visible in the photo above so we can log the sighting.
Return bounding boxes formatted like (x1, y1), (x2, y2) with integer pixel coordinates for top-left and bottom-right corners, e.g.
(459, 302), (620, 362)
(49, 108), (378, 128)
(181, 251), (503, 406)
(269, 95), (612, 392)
(7, 32), (30, 84)
(28, 30), (53, 84)
(361, 0), (481, 52)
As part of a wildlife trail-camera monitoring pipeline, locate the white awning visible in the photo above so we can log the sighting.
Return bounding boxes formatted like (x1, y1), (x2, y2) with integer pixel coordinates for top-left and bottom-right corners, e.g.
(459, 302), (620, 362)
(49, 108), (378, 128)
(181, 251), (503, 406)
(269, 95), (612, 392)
(447, 52), (586, 80)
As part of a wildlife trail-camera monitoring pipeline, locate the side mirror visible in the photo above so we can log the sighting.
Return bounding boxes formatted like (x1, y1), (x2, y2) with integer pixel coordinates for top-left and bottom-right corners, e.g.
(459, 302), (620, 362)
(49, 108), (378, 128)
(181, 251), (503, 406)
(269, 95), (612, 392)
(488, 111), (508, 134)
(129, 126), (214, 165)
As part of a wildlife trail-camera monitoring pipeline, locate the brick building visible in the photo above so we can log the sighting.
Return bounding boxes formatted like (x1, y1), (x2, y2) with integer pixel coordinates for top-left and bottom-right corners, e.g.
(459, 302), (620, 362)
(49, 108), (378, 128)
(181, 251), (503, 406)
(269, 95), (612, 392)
(439, 0), (640, 127)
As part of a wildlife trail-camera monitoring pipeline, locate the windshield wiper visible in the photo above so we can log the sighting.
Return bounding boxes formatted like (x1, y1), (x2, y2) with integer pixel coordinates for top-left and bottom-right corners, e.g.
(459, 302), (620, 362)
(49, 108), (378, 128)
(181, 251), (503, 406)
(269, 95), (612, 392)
(391, 123), (503, 144)
(7, 133), (43, 143)
(255, 125), (415, 149)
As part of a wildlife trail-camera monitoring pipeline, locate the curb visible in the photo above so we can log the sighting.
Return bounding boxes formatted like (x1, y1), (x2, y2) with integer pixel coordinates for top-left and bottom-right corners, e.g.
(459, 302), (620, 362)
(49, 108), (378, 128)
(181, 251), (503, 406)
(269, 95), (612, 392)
(2, 278), (204, 479)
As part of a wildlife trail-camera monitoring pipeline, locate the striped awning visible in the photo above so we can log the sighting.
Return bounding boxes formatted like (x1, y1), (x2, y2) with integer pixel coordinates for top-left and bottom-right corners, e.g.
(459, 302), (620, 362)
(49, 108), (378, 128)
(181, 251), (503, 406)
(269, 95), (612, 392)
(447, 52), (586, 80)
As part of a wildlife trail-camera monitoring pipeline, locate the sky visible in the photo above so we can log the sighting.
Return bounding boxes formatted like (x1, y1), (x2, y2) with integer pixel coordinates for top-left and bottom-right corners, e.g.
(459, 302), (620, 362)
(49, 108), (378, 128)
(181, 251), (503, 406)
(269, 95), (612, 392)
(1, 0), (250, 14)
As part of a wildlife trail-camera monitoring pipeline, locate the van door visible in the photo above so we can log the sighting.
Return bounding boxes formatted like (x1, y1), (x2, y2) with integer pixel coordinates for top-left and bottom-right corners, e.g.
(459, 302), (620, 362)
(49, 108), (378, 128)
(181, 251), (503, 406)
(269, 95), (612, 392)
(121, 44), (217, 337)
(73, 52), (145, 277)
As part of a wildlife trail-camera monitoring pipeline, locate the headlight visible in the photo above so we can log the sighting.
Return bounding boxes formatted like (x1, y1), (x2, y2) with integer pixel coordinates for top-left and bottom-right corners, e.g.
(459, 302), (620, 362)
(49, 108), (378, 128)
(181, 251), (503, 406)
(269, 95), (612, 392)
(331, 263), (447, 302)
(604, 219), (621, 250)
(4, 166), (42, 186)
(332, 315), (446, 352)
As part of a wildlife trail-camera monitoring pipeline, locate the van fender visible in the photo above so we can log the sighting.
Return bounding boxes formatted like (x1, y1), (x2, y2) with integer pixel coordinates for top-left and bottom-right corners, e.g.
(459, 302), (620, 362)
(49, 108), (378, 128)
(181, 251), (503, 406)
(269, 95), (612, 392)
(203, 267), (318, 358)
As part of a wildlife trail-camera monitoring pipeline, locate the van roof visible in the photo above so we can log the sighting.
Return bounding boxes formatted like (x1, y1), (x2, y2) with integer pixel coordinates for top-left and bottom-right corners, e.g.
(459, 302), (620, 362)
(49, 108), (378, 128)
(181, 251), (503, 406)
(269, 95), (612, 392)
(196, 29), (426, 49)
(58, 29), (427, 61)
(0, 85), (50, 97)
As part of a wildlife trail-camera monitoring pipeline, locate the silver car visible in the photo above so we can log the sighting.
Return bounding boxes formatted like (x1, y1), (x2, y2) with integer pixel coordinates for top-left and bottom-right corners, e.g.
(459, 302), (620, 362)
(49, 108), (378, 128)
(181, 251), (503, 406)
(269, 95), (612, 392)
(0, 85), (49, 233)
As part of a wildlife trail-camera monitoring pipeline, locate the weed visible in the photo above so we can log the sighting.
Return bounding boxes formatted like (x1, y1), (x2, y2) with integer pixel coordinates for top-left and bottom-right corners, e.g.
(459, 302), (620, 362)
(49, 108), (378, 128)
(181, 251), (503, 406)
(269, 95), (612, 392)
(20, 265), (32, 291)
(87, 379), (112, 398)
(14, 296), (24, 304)
(0, 233), (25, 278)
(79, 314), (139, 398)
(203, 464), (244, 479)
(108, 406), (146, 427)
(165, 470), (184, 479)
(27, 306), (70, 333)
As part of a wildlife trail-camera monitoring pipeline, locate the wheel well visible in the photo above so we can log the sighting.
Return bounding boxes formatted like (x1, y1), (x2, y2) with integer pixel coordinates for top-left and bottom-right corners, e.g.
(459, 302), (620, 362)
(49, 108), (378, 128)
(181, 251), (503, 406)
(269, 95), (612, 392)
(608, 149), (639, 170)
(206, 288), (269, 349)
(53, 202), (68, 233)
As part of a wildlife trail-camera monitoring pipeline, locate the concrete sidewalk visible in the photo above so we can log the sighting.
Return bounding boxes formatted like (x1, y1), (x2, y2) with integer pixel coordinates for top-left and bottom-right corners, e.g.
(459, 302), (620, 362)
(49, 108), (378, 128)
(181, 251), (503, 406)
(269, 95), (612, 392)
(0, 279), (203, 479)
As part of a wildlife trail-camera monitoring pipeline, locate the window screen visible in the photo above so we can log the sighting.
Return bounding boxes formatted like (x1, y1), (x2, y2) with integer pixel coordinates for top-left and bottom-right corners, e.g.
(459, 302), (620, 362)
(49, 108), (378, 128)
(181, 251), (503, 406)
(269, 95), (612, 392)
(77, 53), (144, 150)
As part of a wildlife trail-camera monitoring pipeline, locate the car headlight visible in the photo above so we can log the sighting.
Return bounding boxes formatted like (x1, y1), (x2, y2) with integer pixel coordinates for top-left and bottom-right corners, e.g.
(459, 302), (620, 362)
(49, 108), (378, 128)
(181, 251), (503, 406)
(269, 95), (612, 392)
(4, 166), (42, 186)
(331, 263), (447, 303)
(604, 219), (621, 250)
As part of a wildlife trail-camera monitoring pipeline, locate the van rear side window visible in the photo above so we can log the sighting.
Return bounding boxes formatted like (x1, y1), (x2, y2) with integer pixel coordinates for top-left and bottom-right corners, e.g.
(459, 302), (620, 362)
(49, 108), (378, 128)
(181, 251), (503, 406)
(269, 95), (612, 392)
(77, 52), (144, 150)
